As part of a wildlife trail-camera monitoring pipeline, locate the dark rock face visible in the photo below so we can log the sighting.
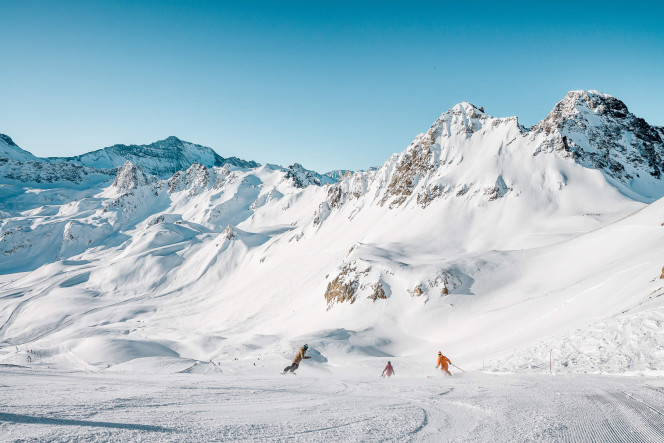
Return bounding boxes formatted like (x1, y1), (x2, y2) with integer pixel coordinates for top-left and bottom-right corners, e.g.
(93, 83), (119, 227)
(285, 163), (335, 188)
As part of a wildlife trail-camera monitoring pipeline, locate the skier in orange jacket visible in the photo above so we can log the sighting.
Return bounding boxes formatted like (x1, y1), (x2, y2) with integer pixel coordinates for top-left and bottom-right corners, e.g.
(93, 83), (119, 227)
(436, 351), (452, 375)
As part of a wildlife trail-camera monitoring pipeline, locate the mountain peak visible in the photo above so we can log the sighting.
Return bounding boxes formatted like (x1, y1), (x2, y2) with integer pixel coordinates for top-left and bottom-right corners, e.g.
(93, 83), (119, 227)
(532, 90), (664, 196)
(434, 102), (488, 123)
(450, 102), (483, 114)
(159, 136), (184, 144)
(549, 90), (629, 121)
(433, 101), (492, 127)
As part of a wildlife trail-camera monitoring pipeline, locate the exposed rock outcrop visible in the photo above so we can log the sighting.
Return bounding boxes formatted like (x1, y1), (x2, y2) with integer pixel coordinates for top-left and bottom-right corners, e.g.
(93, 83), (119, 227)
(368, 283), (387, 301)
(325, 264), (360, 308)
(112, 161), (151, 191)
(285, 163), (336, 188)
(168, 163), (214, 194)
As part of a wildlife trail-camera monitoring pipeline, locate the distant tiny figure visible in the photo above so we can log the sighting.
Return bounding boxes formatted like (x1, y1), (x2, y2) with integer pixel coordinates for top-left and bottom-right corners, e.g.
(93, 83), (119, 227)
(436, 351), (452, 376)
(381, 361), (395, 378)
(282, 344), (311, 374)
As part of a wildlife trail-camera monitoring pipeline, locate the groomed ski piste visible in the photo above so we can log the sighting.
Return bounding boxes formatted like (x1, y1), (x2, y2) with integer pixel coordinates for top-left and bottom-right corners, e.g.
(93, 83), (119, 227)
(2, 367), (664, 441)
(2, 91), (664, 441)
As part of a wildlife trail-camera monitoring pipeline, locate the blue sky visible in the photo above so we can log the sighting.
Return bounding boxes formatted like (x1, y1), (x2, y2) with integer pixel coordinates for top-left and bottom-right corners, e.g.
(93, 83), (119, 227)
(2, 1), (663, 172)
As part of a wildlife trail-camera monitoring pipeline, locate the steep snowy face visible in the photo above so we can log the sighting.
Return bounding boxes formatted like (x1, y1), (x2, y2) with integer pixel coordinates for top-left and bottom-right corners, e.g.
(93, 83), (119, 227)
(322, 102), (554, 214)
(379, 102), (525, 208)
(49, 136), (260, 178)
(0, 134), (39, 162)
(532, 90), (664, 200)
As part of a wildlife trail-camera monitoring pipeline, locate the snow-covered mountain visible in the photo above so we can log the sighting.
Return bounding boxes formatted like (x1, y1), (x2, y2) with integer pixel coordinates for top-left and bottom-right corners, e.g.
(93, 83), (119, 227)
(46, 136), (260, 178)
(1, 90), (663, 377)
(532, 90), (664, 201)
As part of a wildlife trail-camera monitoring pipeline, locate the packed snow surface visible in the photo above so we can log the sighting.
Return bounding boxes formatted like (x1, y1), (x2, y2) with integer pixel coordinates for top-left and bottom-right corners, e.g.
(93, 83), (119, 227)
(1, 367), (664, 442)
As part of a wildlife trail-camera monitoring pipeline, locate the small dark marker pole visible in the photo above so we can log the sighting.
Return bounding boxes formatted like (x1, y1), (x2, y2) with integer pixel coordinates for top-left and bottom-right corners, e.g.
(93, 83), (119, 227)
(550, 350), (552, 373)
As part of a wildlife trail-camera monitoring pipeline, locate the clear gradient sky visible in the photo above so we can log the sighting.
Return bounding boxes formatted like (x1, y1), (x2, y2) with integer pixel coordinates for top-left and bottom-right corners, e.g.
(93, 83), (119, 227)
(2, 1), (663, 172)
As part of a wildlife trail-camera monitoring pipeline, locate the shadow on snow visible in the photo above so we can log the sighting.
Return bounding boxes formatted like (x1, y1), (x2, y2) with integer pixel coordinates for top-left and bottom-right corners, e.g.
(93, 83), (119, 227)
(0, 412), (174, 433)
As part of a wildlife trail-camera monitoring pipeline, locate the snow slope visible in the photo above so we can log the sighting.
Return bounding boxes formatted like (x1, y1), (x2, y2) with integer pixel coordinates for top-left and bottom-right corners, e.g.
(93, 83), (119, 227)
(0, 90), (663, 379)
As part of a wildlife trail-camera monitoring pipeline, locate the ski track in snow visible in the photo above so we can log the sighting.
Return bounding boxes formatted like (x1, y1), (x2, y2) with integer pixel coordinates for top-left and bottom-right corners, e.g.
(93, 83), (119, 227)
(1, 369), (664, 442)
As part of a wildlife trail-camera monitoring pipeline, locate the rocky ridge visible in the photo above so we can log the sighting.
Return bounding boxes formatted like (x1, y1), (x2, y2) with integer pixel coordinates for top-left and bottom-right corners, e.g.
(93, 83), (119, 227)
(318, 92), (664, 225)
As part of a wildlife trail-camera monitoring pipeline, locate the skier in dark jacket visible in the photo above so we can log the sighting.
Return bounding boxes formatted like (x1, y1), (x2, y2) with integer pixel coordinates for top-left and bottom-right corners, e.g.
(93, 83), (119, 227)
(381, 361), (395, 378)
(282, 344), (311, 374)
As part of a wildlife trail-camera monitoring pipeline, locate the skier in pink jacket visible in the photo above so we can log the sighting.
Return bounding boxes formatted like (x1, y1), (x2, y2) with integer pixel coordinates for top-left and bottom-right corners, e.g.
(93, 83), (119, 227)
(381, 361), (395, 378)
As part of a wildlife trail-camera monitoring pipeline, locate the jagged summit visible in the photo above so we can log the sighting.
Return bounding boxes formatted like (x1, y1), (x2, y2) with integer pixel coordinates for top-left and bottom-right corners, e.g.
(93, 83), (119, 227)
(535, 90), (630, 131)
(532, 90), (664, 199)
(285, 163), (336, 188)
(421, 101), (517, 143)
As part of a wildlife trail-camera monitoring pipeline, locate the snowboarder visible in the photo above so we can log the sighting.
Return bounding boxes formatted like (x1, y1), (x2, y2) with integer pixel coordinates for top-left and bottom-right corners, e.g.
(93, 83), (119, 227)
(282, 344), (311, 374)
(381, 361), (395, 378)
(436, 351), (452, 375)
